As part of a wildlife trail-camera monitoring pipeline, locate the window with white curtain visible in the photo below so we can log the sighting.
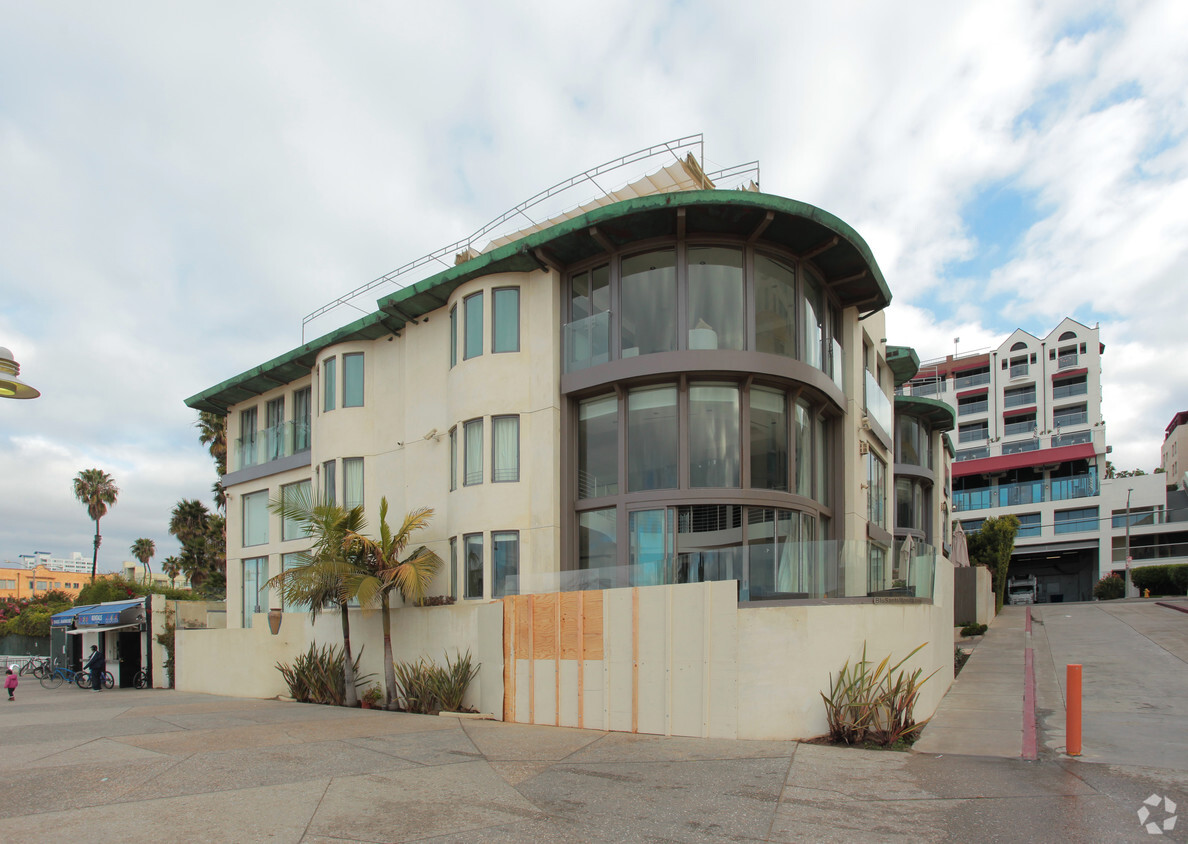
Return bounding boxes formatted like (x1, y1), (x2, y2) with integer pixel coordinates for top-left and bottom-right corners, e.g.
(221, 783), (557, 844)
(492, 416), (519, 482)
(343, 457), (364, 510)
(493, 531), (519, 596)
(243, 490), (269, 547)
(464, 419), (483, 485)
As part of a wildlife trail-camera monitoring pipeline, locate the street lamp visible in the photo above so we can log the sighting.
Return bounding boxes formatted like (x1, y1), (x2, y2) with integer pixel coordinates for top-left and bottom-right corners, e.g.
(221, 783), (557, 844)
(0, 347), (40, 399)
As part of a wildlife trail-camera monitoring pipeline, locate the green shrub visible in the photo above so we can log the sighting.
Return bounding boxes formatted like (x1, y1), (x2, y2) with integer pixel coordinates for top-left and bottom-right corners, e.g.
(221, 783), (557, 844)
(959, 623), (988, 637)
(1093, 574), (1125, 601)
(76, 575), (204, 606)
(820, 642), (937, 748)
(954, 646), (971, 676)
(1130, 564), (1188, 597)
(277, 643), (371, 706)
(394, 650), (480, 714)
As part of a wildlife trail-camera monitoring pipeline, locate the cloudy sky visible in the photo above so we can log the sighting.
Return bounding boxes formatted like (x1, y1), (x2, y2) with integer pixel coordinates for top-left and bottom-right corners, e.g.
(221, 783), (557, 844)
(2, 1), (1185, 571)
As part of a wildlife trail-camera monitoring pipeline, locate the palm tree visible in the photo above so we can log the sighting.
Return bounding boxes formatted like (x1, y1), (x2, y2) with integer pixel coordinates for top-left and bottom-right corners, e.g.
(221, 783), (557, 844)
(169, 498), (210, 545)
(196, 411), (227, 476)
(73, 468), (119, 583)
(267, 489), (367, 708)
(162, 556), (182, 588)
(130, 538), (156, 584)
(344, 500), (442, 709)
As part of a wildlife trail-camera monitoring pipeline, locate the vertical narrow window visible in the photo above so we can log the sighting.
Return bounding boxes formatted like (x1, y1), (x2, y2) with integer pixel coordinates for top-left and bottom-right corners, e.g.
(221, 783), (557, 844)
(687, 246), (744, 350)
(464, 533), (484, 599)
(265, 397), (285, 460)
(343, 353), (364, 408)
(448, 427), (457, 491)
(493, 288), (520, 353)
(464, 292), (483, 360)
(815, 414), (830, 504)
(239, 407), (258, 469)
(464, 419), (483, 485)
(754, 255), (797, 358)
(803, 274), (824, 369)
(280, 480), (311, 541)
(449, 305), (458, 368)
(492, 416), (520, 482)
(628, 385), (678, 491)
(689, 383), (740, 488)
(323, 358), (337, 412)
(323, 460), (337, 505)
(493, 531), (519, 596)
(243, 491), (269, 547)
(293, 387), (311, 451)
(566, 265), (610, 371)
(629, 509), (671, 586)
(449, 537), (458, 599)
(750, 387), (788, 491)
(867, 453), (886, 528)
(242, 557), (268, 627)
(620, 250), (676, 356)
(578, 508), (617, 572)
(343, 457), (364, 510)
(794, 399), (812, 497)
(281, 552), (310, 612)
(578, 395), (618, 498)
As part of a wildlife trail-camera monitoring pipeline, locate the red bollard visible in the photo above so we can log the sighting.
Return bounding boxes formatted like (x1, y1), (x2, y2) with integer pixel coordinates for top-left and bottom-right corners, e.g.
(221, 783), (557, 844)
(1067, 664), (1082, 756)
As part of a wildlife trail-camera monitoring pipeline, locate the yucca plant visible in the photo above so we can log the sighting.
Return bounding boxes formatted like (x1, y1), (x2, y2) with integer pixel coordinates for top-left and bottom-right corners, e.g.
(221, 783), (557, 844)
(426, 650), (479, 712)
(393, 657), (438, 713)
(277, 643), (371, 706)
(820, 642), (937, 747)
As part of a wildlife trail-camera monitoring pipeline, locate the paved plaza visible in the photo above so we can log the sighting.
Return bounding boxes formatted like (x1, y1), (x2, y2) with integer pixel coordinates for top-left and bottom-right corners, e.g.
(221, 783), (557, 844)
(3, 602), (1187, 842)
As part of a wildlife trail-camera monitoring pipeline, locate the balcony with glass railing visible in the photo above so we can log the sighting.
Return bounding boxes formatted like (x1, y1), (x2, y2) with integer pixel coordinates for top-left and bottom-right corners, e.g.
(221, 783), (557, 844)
(1003, 418), (1037, 437)
(910, 379), (943, 397)
(1053, 410), (1089, 428)
(1053, 430), (1092, 447)
(958, 427), (988, 444)
(955, 446), (990, 462)
(1003, 439), (1040, 455)
(1010, 362), (1029, 378)
(1050, 474), (1098, 501)
(954, 370), (990, 390)
(1052, 380), (1088, 400)
(563, 311), (611, 373)
(998, 479), (1043, 506)
(953, 488), (992, 512)
(1003, 389), (1036, 409)
(1057, 352), (1079, 370)
(958, 399), (988, 416)
(865, 370), (893, 435)
(232, 421), (311, 472)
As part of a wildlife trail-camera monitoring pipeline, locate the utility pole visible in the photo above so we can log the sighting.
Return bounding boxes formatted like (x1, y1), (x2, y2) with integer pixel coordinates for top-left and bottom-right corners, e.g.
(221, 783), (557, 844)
(1124, 487), (1133, 597)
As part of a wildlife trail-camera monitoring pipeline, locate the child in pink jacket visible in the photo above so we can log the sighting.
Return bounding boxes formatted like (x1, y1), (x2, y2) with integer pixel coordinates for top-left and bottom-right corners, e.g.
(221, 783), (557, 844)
(5, 667), (17, 701)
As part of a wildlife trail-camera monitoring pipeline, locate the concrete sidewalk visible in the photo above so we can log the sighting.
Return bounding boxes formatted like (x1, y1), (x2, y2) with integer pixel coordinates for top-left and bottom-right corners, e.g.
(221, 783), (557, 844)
(3, 678), (1185, 841)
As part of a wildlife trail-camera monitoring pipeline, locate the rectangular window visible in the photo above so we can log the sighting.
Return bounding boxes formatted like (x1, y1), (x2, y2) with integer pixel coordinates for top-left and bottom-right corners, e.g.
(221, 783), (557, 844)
(867, 454), (886, 529)
(281, 552), (309, 612)
(464, 533), (484, 599)
(629, 508), (671, 587)
(1054, 507), (1098, 534)
(323, 460), (337, 505)
(464, 292), (483, 360)
(293, 387), (311, 451)
(492, 531), (519, 597)
(868, 544), (887, 594)
(689, 383), (740, 488)
(343, 457), (364, 510)
(492, 416), (520, 482)
(492, 287), (520, 353)
(449, 537), (458, 599)
(1009, 356), (1028, 378)
(957, 394), (988, 416)
(239, 406), (258, 468)
(1054, 403), (1088, 428)
(958, 421), (988, 443)
(754, 254), (796, 358)
(464, 419), (483, 485)
(687, 246), (744, 350)
(1016, 513), (1042, 537)
(323, 358), (337, 412)
(343, 353), (364, 407)
(280, 480), (311, 541)
(628, 385), (678, 491)
(242, 557), (269, 627)
(449, 305), (458, 368)
(621, 250), (676, 355)
(243, 490), (269, 547)
(1003, 384), (1036, 409)
(579, 395), (618, 498)
(1053, 375), (1088, 400)
(579, 508), (617, 572)
(265, 397), (285, 461)
(794, 399), (812, 498)
(750, 387), (788, 491)
(449, 427), (457, 491)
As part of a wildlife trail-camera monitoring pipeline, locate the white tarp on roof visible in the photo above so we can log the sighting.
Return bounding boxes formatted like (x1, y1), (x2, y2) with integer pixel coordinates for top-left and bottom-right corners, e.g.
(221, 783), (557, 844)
(483, 157), (714, 253)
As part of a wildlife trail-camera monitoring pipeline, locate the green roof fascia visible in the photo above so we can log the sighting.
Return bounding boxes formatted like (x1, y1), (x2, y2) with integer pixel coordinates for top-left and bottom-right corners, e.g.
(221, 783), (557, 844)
(378, 189), (892, 318)
(886, 345), (921, 387)
(184, 310), (400, 413)
(943, 432), (955, 457)
(895, 394), (956, 433)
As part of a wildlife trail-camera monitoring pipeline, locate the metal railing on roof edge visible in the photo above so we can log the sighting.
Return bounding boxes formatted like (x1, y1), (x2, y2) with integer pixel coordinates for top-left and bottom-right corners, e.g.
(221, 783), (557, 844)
(301, 134), (761, 341)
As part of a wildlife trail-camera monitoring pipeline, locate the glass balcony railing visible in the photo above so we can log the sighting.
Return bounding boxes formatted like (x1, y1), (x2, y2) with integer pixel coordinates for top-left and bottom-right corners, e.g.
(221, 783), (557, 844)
(1003, 439), (1040, 455)
(1003, 390), (1036, 409)
(998, 479), (1043, 506)
(1003, 419), (1037, 437)
(1010, 363), (1029, 378)
(1053, 381), (1088, 400)
(506, 539), (935, 603)
(958, 400), (988, 415)
(1053, 431), (1092, 447)
(1054, 411), (1089, 428)
(955, 447), (990, 462)
(1051, 475), (1098, 501)
(910, 380), (943, 397)
(958, 428), (988, 443)
(953, 489), (992, 512)
(563, 311), (610, 373)
(865, 370), (893, 435)
(1058, 353), (1079, 370)
(954, 370), (990, 390)
(232, 421), (311, 472)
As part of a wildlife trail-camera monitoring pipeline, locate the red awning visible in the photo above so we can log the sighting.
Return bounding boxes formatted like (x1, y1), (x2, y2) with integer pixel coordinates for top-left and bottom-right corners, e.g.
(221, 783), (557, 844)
(1002, 405), (1036, 418)
(1052, 367), (1087, 379)
(953, 443), (1098, 477)
(956, 387), (988, 399)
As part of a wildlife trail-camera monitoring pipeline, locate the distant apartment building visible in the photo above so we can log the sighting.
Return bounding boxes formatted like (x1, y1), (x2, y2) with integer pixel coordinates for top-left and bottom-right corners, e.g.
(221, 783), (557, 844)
(0, 566), (89, 600)
(1161, 411), (1188, 482)
(899, 318), (1107, 601)
(13, 551), (93, 574)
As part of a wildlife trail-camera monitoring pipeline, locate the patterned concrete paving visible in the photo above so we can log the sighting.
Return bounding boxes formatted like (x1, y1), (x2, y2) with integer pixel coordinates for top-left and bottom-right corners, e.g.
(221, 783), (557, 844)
(2, 679), (1184, 842)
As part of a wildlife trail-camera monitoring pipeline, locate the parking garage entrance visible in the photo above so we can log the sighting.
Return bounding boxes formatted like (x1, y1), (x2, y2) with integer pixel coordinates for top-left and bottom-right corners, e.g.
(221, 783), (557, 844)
(1007, 541), (1098, 603)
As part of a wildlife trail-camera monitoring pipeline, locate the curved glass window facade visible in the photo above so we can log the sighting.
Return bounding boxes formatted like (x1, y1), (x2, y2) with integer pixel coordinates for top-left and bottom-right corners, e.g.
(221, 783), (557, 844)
(895, 415), (932, 469)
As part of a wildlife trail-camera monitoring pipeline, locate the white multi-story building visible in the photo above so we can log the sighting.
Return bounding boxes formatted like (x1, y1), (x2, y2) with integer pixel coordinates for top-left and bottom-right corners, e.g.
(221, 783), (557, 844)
(13, 551), (93, 574)
(901, 318), (1108, 601)
(1161, 411), (1188, 483)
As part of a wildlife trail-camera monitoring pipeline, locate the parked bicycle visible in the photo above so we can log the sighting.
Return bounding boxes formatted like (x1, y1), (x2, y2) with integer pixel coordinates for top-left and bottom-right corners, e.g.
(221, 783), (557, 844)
(132, 669), (148, 689)
(17, 657), (49, 678)
(40, 664), (87, 689)
(76, 670), (115, 690)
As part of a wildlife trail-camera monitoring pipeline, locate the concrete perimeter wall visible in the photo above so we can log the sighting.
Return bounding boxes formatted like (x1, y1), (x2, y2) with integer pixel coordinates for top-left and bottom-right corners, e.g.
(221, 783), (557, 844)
(177, 561), (953, 740)
(954, 566), (994, 626)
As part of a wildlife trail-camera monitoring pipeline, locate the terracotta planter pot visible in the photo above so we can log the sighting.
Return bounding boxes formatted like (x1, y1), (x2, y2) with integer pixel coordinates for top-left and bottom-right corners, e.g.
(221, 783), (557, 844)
(267, 608), (282, 635)
(361, 701), (373, 710)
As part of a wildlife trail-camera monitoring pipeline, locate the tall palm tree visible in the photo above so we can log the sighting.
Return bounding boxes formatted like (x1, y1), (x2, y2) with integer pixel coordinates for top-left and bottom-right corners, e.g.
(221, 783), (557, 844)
(73, 468), (119, 583)
(130, 538), (156, 584)
(169, 499), (210, 545)
(162, 556), (182, 588)
(344, 500), (442, 710)
(267, 489), (367, 708)
(196, 411), (227, 476)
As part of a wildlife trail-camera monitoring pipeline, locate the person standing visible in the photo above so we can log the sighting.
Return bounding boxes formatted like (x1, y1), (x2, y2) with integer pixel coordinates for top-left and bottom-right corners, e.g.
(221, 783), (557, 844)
(84, 645), (106, 692)
(5, 667), (16, 701)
